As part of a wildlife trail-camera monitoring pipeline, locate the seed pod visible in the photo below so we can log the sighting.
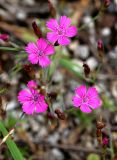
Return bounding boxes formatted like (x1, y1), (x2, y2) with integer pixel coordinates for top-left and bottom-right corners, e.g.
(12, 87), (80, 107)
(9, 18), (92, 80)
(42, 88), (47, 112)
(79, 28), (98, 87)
(32, 21), (42, 38)
(83, 63), (90, 78)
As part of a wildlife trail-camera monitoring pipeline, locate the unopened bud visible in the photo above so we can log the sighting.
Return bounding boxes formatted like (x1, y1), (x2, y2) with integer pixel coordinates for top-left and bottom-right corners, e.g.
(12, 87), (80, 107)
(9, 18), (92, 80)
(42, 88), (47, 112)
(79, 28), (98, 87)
(55, 108), (61, 114)
(97, 39), (104, 57)
(55, 109), (66, 120)
(57, 112), (66, 120)
(102, 137), (109, 146)
(83, 63), (90, 78)
(23, 64), (35, 77)
(48, 0), (56, 18)
(0, 34), (9, 41)
(32, 21), (42, 38)
(97, 121), (105, 129)
(47, 112), (55, 119)
(103, 0), (111, 7)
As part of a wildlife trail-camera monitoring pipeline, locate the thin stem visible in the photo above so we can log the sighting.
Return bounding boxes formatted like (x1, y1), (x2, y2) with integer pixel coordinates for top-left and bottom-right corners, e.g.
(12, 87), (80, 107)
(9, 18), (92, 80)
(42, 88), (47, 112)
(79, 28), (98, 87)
(78, 14), (100, 31)
(0, 46), (21, 51)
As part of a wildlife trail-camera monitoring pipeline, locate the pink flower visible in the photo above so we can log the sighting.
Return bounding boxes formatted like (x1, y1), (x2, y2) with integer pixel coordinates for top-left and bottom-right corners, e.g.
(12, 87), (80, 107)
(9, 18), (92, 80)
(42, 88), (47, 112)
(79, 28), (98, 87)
(46, 15), (77, 46)
(0, 34), (9, 41)
(72, 85), (101, 113)
(25, 38), (55, 68)
(18, 80), (48, 115)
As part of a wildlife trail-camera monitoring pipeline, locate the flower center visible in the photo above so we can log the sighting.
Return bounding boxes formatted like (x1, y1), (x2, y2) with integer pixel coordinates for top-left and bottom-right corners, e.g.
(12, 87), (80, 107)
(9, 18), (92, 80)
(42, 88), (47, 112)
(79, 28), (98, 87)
(33, 94), (38, 102)
(83, 97), (88, 103)
(57, 26), (66, 36)
(38, 50), (43, 56)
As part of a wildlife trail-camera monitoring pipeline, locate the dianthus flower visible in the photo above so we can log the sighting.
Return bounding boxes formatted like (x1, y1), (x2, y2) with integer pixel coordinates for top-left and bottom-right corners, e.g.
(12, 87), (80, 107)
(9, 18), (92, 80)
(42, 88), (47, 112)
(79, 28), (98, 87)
(25, 38), (55, 68)
(46, 15), (77, 46)
(18, 80), (48, 115)
(72, 85), (101, 113)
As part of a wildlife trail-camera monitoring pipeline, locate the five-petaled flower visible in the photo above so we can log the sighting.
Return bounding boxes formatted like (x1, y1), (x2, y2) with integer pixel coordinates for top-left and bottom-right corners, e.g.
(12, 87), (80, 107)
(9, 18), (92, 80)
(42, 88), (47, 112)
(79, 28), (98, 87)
(46, 15), (77, 46)
(72, 85), (101, 113)
(25, 38), (55, 68)
(18, 80), (48, 115)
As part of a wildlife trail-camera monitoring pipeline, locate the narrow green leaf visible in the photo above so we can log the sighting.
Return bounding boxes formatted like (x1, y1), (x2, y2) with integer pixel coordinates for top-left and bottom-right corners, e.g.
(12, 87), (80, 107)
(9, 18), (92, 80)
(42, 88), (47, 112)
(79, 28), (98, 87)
(0, 47), (20, 51)
(0, 121), (24, 160)
(59, 58), (83, 79)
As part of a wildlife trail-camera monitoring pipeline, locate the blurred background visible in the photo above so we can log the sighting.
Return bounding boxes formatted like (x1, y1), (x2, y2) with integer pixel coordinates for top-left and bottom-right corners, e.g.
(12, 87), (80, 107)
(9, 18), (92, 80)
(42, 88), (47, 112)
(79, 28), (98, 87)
(0, 0), (117, 160)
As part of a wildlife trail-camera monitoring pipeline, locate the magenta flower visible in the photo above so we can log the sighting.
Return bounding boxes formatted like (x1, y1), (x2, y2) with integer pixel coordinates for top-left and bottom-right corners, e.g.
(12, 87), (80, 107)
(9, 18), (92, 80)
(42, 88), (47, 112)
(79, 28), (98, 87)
(25, 38), (55, 68)
(72, 85), (101, 113)
(18, 80), (48, 115)
(46, 15), (77, 46)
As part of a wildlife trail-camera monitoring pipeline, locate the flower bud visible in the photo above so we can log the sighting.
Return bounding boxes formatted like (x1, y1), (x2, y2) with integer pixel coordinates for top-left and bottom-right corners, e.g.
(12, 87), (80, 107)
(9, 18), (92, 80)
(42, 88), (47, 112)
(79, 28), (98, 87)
(48, 0), (56, 18)
(97, 121), (105, 129)
(97, 39), (104, 57)
(55, 109), (66, 120)
(0, 34), (9, 41)
(55, 108), (61, 114)
(23, 64), (35, 77)
(32, 21), (42, 38)
(83, 63), (90, 78)
(47, 112), (55, 120)
(102, 137), (109, 146)
(103, 0), (111, 7)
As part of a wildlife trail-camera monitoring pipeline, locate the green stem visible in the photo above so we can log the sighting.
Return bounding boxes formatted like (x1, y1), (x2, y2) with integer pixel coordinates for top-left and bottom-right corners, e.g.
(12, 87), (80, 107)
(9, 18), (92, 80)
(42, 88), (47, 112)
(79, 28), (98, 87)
(0, 46), (21, 51)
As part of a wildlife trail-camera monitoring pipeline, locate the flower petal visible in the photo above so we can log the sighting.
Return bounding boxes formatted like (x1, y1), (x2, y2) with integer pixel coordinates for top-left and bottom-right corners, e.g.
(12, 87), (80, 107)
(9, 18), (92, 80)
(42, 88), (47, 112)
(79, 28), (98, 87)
(44, 44), (55, 55)
(87, 87), (98, 98)
(25, 42), (38, 54)
(27, 80), (37, 89)
(36, 38), (47, 51)
(18, 89), (31, 103)
(72, 96), (82, 107)
(28, 53), (39, 64)
(88, 98), (102, 109)
(46, 19), (58, 31)
(58, 36), (70, 45)
(35, 101), (48, 113)
(75, 85), (87, 98)
(47, 32), (58, 43)
(39, 56), (51, 68)
(22, 102), (35, 115)
(59, 16), (71, 28)
(80, 104), (92, 113)
(66, 26), (77, 37)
